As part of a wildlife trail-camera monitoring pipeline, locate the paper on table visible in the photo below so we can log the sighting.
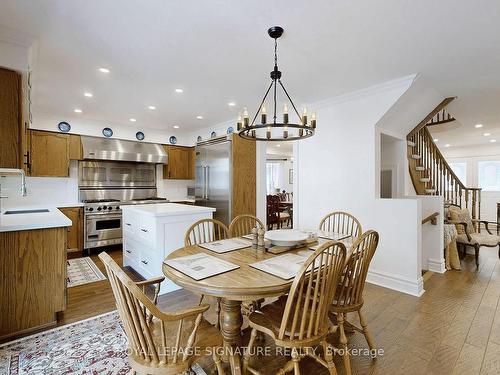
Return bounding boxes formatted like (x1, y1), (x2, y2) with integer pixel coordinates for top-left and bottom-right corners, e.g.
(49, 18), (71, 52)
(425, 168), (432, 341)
(199, 238), (251, 253)
(250, 252), (314, 280)
(164, 253), (239, 281)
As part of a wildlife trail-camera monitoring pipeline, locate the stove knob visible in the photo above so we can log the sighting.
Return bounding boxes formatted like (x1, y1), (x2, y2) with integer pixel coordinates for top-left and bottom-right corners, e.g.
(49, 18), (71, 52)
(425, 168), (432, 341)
(97, 207), (102, 211)
(116, 206), (120, 210)
(102, 205), (107, 210)
(88, 207), (94, 212)
(108, 206), (113, 210)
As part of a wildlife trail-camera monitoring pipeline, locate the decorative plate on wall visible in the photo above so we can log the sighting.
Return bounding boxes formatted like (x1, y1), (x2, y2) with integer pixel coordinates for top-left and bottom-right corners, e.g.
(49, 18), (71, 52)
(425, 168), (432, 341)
(57, 121), (71, 133)
(102, 127), (113, 137)
(227, 126), (234, 134)
(211, 131), (217, 138)
(197, 136), (202, 142)
(136, 131), (145, 141)
(169, 136), (177, 144)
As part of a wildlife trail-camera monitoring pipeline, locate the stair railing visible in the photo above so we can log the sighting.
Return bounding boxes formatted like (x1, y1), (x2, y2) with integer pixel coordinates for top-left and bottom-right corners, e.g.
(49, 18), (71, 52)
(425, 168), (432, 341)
(407, 126), (481, 220)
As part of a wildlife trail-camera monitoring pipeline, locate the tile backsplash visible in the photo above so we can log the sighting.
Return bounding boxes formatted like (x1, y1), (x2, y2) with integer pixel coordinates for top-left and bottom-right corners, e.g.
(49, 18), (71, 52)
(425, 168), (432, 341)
(0, 162), (193, 210)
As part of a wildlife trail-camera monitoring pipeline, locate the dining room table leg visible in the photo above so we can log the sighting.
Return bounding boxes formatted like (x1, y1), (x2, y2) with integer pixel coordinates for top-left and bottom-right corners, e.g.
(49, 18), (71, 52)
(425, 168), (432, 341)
(220, 298), (244, 375)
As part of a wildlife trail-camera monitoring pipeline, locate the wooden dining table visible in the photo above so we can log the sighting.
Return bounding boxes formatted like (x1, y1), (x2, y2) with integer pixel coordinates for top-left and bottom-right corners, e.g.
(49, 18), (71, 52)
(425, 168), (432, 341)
(162, 235), (353, 375)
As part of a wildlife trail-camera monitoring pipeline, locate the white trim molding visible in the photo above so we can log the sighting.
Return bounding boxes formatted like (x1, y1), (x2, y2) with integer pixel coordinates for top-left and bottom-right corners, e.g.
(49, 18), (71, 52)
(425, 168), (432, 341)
(366, 268), (425, 297)
(427, 257), (446, 273)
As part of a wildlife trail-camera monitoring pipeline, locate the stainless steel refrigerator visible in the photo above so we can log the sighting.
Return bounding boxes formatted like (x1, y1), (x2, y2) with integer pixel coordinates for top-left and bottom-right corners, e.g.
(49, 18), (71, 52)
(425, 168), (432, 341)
(195, 136), (232, 225)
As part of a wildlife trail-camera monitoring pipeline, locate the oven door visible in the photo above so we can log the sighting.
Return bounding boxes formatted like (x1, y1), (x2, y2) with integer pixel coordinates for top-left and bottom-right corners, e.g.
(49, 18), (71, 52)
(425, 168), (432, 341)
(85, 213), (123, 248)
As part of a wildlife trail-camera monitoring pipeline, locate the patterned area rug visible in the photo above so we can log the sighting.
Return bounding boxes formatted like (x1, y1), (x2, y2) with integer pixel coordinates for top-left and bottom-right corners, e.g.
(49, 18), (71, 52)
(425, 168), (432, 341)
(67, 257), (106, 288)
(0, 311), (130, 374)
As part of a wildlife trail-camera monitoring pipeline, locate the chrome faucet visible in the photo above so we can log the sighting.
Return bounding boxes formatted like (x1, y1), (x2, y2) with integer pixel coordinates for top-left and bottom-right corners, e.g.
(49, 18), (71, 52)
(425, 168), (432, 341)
(0, 168), (27, 197)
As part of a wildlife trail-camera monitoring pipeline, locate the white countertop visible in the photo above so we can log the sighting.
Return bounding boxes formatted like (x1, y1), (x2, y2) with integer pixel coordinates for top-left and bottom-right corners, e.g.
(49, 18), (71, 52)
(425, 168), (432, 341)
(0, 207), (72, 232)
(122, 202), (215, 217)
(168, 198), (196, 203)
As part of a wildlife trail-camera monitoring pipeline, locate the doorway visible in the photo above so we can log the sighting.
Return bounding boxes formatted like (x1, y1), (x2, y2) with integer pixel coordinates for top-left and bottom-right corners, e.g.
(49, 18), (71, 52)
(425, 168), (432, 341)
(265, 143), (294, 229)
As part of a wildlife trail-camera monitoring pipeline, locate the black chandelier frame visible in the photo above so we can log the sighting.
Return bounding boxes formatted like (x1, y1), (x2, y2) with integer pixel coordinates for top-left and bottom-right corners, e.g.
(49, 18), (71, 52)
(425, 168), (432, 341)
(238, 26), (315, 142)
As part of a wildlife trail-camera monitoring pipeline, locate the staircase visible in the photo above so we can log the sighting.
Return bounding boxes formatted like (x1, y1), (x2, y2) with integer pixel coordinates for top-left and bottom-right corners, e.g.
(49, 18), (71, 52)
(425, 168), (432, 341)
(406, 98), (481, 220)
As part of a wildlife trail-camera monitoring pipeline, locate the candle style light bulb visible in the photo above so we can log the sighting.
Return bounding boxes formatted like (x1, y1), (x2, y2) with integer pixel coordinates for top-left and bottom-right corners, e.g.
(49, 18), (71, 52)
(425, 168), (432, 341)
(243, 107), (249, 128)
(302, 107), (308, 126)
(266, 125), (271, 139)
(261, 104), (267, 124)
(283, 103), (289, 124)
(237, 113), (243, 131)
(311, 112), (316, 129)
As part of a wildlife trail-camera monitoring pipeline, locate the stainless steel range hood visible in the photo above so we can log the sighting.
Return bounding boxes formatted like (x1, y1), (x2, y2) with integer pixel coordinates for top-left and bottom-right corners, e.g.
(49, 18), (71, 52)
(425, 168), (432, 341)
(81, 136), (167, 164)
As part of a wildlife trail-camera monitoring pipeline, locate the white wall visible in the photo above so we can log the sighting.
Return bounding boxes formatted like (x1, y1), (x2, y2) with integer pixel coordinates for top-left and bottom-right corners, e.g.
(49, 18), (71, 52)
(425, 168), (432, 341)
(380, 134), (406, 198)
(409, 195), (445, 273)
(296, 76), (426, 296)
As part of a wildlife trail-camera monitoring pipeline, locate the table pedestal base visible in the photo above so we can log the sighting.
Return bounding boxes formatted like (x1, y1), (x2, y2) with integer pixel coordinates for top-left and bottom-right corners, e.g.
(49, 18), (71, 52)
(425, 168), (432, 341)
(220, 299), (244, 375)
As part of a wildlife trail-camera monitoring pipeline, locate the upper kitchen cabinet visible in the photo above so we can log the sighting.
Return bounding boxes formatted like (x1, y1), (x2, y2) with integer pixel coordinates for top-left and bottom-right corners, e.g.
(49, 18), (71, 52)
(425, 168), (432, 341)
(30, 130), (70, 177)
(163, 145), (195, 180)
(0, 68), (22, 169)
(69, 134), (83, 160)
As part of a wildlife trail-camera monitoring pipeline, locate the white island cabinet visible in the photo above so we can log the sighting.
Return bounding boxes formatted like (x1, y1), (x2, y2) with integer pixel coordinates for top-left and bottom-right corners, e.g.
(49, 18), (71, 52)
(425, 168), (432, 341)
(121, 203), (216, 294)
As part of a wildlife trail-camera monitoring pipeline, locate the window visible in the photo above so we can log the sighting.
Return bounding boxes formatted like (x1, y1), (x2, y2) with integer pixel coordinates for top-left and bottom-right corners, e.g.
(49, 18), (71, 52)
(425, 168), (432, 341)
(478, 161), (500, 191)
(449, 162), (467, 185)
(266, 162), (283, 194)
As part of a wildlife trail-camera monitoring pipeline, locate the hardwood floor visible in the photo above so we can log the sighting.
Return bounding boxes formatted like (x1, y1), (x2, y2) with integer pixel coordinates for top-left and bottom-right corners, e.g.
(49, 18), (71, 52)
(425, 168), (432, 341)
(8, 247), (500, 374)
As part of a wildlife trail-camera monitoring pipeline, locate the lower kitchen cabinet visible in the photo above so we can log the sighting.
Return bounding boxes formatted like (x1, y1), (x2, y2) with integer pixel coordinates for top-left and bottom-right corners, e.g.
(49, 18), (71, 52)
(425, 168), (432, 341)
(59, 207), (83, 255)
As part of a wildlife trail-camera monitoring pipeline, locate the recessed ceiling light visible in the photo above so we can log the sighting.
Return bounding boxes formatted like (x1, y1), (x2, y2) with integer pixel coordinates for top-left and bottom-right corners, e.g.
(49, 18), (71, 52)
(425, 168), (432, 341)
(74, 108), (82, 113)
(276, 144), (281, 147)
(84, 92), (93, 98)
(196, 115), (203, 120)
(173, 125), (180, 129)
(475, 124), (483, 128)
(490, 139), (497, 143)
(148, 105), (156, 110)
(484, 133), (491, 136)
(98, 67), (110, 73)
(433, 138), (439, 142)
(444, 144), (451, 147)
(175, 88), (184, 93)
(228, 102), (236, 107)
(129, 118), (137, 122)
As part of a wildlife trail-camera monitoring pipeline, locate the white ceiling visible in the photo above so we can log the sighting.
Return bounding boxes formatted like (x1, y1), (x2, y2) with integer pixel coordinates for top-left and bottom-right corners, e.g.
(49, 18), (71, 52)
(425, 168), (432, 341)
(1, 0), (500, 139)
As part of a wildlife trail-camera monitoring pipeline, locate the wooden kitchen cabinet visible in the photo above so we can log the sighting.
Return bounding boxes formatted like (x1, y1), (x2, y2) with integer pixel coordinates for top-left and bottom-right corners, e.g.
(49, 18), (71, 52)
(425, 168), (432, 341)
(0, 68), (22, 169)
(30, 130), (70, 177)
(59, 207), (83, 255)
(69, 134), (83, 160)
(163, 145), (195, 180)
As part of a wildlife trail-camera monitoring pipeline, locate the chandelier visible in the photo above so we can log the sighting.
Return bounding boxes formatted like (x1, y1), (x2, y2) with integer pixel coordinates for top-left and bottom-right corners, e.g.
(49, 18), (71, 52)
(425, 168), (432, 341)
(237, 26), (316, 141)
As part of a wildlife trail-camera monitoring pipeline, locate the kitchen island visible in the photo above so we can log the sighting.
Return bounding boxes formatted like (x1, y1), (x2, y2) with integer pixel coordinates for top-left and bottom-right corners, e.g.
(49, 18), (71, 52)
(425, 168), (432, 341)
(0, 207), (71, 341)
(121, 202), (216, 294)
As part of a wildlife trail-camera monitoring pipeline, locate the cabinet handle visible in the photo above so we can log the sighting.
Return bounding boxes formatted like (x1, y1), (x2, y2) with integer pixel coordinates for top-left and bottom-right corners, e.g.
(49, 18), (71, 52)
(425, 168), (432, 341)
(125, 223), (131, 226)
(141, 260), (148, 265)
(125, 250), (131, 254)
(140, 228), (148, 233)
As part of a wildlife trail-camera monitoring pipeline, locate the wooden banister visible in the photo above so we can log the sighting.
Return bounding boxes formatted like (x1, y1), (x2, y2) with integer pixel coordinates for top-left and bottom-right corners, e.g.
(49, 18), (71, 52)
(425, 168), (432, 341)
(422, 212), (439, 225)
(407, 99), (482, 220)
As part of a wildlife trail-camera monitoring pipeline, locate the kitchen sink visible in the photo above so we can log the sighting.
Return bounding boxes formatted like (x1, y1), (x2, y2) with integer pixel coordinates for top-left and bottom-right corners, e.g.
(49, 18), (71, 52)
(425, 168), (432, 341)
(3, 209), (50, 215)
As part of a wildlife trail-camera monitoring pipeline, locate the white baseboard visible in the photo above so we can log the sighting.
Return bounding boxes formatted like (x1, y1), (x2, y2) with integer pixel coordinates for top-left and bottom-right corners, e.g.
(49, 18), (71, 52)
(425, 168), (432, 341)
(366, 268), (424, 297)
(427, 257), (446, 273)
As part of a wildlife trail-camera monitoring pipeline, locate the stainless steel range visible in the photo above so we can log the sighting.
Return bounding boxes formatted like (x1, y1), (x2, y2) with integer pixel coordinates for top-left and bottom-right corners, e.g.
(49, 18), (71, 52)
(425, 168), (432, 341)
(79, 155), (169, 250)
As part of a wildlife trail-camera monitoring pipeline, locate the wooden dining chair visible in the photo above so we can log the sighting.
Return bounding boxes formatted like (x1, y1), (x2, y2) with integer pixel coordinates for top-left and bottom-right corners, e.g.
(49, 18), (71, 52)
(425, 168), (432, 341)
(184, 218), (230, 330)
(319, 211), (362, 239)
(244, 241), (347, 375)
(330, 230), (379, 375)
(184, 218), (230, 247)
(98, 252), (225, 375)
(228, 214), (264, 237)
